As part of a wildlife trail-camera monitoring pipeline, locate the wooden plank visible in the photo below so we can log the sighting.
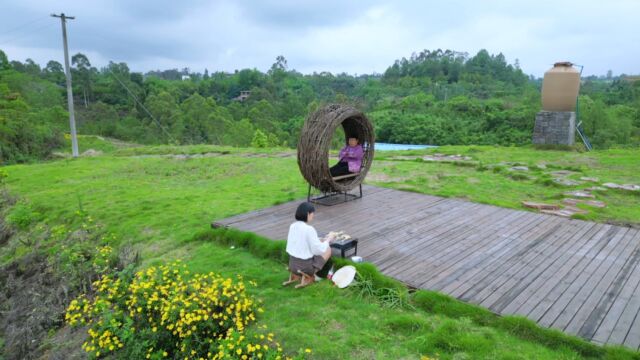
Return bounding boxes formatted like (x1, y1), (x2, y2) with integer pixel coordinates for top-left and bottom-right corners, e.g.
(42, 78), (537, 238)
(457, 218), (566, 304)
(547, 227), (632, 332)
(333, 193), (446, 240)
(607, 269), (640, 346)
(623, 285), (640, 349)
(425, 209), (534, 290)
(373, 202), (491, 275)
(591, 230), (640, 345)
(438, 213), (551, 297)
(536, 226), (625, 328)
(318, 196), (447, 256)
(479, 219), (592, 311)
(563, 229), (638, 337)
(428, 208), (529, 267)
(524, 224), (616, 322)
(579, 230), (640, 342)
(380, 203), (499, 271)
(454, 216), (565, 301)
(219, 199), (298, 225)
(498, 221), (602, 315)
(362, 198), (468, 258)
(365, 199), (481, 263)
(219, 184), (390, 227)
(398, 206), (521, 286)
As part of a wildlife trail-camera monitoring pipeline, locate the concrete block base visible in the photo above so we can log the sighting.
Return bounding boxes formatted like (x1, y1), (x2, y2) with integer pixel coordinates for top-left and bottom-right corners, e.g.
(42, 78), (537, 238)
(532, 111), (575, 145)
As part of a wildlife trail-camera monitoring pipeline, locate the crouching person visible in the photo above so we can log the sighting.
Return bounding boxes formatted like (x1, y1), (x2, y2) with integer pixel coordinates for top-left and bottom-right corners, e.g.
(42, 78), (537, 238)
(283, 202), (334, 288)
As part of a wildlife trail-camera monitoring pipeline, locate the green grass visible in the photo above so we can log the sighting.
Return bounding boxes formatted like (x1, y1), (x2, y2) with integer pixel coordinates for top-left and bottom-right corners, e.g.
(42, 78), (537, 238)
(370, 145), (640, 226)
(198, 228), (636, 359)
(3, 143), (640, 359)
(183, 235), (606, 359)
(59, 134), (121, 154)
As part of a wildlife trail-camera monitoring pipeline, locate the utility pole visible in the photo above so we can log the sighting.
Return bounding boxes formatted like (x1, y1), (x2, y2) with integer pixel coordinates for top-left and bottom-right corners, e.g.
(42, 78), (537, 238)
(52, 13), (79, 157)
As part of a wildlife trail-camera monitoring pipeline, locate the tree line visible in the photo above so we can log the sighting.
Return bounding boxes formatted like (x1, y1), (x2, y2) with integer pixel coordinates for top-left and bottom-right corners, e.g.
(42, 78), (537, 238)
(1, 48), (639, 164)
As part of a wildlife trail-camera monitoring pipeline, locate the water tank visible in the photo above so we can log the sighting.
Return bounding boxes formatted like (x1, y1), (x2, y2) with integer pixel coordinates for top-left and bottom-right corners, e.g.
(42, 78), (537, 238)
(541, 62), (581, 111)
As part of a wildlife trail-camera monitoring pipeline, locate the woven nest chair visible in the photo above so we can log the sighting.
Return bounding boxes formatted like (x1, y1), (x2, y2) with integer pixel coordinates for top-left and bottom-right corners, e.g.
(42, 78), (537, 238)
(297, 104), (375, 204)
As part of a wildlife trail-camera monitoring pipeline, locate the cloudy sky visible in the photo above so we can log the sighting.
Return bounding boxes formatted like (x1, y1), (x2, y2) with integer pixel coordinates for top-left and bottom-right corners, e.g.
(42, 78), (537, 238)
(1, 0), (638, 77)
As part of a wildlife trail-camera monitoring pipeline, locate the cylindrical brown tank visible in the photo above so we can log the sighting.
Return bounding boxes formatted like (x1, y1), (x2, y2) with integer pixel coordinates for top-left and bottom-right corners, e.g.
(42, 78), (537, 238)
(541, 62), (581, 111)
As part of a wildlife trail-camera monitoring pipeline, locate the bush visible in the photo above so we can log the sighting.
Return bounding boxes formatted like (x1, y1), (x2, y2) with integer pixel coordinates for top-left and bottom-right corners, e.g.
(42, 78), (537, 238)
(5, 201), (41, 230)
(412, 290), (496, 326)
(424, 318), (496, 354)
(66, 261), (292, 359)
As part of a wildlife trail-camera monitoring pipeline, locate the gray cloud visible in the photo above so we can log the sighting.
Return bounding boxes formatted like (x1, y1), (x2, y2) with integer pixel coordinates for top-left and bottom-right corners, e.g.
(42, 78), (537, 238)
(1, 0), (638, 76)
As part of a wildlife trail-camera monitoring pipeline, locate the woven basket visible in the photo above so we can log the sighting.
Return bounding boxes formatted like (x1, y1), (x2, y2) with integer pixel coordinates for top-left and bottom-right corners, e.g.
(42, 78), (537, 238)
(297, 104), (375, 193)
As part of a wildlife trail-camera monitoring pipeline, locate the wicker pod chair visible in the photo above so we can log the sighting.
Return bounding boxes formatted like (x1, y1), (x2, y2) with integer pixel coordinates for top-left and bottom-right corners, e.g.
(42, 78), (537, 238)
(297, 104), (375, 194)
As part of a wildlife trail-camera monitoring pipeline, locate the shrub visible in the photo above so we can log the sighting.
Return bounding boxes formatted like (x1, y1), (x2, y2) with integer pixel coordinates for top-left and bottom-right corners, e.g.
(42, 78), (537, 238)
(5, 201), (41, 230)
(66, 261), (293, 359)
(384, 314), (429, 333)
(424, 318), (496, 355)
(412, 290), (496, 326)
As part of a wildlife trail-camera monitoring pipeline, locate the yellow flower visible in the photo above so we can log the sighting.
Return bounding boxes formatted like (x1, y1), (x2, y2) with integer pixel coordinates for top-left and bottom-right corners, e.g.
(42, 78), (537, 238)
(305, 348), (312, 353)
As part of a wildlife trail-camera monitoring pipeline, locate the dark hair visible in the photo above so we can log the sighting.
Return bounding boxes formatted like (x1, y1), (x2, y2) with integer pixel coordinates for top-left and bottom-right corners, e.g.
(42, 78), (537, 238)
(295, 202), (315, 222)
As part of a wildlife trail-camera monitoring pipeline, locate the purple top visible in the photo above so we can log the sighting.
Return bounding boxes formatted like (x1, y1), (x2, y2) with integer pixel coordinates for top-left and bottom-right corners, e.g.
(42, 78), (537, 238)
(339, 144), (364, 173)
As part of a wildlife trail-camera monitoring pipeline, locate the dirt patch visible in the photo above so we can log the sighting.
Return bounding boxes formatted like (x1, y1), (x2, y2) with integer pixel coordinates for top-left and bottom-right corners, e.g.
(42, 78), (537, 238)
(366, 173), (393, 182)
(141, 226), (156, 236)
(81, 149), (102, 157)
(605, 220), (640, 230)
(0, 253), (73, 359)
(366, 172), (410, 183)
(97, 136), (140, 149)
(389, 153), (473, 162)
(466, 177), (481, 184)
(273, 152), (296, 158)
(239, 151), (295, 158)
(0, 218), (14, 247)
(37, 324), (87, 360)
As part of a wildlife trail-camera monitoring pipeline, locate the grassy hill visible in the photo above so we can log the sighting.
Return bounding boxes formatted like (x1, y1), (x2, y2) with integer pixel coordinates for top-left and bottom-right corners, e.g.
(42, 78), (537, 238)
(1, 139), (639, 359)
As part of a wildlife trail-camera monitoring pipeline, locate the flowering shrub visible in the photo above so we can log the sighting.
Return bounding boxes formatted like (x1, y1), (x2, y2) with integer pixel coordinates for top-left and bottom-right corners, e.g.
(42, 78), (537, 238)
(66, 261), (294, 359)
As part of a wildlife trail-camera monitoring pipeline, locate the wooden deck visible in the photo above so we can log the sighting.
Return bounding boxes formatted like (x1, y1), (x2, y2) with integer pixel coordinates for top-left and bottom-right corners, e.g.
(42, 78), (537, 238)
(214, 185), (640, 349)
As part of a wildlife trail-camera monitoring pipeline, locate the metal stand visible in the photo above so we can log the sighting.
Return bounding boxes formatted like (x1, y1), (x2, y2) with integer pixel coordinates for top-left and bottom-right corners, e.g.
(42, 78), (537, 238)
(307, 183), (362, 206)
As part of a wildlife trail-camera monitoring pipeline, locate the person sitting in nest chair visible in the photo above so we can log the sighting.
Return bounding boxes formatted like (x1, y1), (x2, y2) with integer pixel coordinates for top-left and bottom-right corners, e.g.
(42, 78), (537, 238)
(330, 136), (364, 177)
(284, 202), (335, 288)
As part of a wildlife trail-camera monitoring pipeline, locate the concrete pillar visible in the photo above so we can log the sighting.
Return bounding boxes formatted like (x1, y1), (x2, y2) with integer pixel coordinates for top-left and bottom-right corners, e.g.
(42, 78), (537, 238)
(532, 111), (575, 145)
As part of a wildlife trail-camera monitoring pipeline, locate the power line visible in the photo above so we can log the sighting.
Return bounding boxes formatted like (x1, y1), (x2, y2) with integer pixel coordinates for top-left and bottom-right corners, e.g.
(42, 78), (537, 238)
(0, 22), (56, 47)
(108, 69), (175, 143)
(0, 15), (48, 37)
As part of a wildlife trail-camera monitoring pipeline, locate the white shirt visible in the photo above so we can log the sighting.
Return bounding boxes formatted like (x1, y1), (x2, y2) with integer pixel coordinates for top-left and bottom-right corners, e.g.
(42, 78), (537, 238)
(286, 221), (329, 259)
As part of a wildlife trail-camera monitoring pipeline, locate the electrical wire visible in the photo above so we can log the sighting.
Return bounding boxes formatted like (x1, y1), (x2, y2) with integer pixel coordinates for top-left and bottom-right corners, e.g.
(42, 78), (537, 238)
(0, 22), (56, 46)
(0, 15), (49, 36)
(108, 69), (175, 143)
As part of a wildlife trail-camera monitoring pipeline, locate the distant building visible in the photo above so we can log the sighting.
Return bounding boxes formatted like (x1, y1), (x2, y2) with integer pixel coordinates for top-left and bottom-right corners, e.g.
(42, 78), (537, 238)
(233, 90), (251, 101)
(181, 75), (190, 81)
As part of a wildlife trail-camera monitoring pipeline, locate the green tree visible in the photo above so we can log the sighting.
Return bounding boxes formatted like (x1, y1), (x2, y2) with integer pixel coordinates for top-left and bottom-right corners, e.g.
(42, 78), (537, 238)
(223, 118), (254, 147)
(251, 129), (268, 148)
(0, 50), (10, 70)
(247, 100), (277, 132)
(43, 60), (65, 86)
